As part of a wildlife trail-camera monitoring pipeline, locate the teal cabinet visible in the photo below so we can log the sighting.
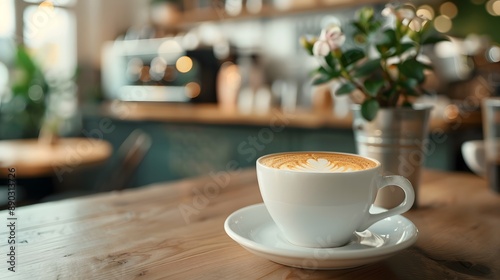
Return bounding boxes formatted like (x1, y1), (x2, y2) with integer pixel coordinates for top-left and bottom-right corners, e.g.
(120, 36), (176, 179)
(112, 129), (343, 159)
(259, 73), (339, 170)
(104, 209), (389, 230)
(78, 116), (455, 188)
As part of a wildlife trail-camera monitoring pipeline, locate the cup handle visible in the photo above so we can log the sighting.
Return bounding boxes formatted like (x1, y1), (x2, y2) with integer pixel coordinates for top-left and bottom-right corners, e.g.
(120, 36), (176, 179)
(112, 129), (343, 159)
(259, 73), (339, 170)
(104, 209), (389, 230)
(356, 175), (415, 232)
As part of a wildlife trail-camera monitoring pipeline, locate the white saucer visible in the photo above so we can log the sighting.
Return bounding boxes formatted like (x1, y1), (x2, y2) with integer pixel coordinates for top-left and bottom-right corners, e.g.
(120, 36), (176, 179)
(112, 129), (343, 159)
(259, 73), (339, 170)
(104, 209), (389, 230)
(224, 203), (418, 270)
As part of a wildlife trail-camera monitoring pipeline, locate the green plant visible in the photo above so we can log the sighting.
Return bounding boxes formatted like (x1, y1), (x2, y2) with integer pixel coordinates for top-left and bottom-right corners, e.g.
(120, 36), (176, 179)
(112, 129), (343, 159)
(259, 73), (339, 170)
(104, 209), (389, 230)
(301, 3), (447, 121)
(0, 45), (48, 139)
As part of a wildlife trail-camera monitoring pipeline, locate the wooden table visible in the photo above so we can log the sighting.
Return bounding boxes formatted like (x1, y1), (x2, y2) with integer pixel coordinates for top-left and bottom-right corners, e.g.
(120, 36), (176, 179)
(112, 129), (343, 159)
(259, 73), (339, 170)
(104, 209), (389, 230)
(0, 138), (112, 178)
(1, 169), (499, 279)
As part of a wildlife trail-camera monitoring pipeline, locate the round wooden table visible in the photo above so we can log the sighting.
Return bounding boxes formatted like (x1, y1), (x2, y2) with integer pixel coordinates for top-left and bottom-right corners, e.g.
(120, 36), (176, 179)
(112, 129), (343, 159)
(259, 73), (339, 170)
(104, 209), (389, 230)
(0, 138), (112, 178)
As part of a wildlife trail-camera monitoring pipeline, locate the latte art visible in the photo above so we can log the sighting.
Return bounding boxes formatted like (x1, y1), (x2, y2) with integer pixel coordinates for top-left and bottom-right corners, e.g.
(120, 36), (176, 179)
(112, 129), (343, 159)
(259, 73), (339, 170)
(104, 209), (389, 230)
(294, 158), (359, 172)
(260, 152), (377, 172)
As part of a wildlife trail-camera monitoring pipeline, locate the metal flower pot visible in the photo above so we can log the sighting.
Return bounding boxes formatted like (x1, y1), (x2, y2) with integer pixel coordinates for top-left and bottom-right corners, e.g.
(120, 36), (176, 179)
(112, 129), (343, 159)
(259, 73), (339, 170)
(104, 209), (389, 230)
(352, 104), (433, 209)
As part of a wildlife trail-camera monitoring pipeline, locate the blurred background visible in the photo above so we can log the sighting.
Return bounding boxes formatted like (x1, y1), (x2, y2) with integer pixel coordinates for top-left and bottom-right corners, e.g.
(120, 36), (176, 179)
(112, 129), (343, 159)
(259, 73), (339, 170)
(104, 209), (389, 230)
(0, 0), (499, 206)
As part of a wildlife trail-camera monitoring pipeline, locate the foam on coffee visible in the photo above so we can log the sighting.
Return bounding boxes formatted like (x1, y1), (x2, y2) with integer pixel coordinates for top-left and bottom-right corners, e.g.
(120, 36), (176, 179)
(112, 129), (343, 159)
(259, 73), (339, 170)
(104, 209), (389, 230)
(260, 152), (377, 172)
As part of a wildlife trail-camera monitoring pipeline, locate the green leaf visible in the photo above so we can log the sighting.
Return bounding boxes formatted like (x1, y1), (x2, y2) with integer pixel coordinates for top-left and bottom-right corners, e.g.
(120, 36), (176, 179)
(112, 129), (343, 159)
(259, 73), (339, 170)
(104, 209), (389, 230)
(402, 101), (413, 108)
(421, 19), (433, 32)
(353, 59), (381, 77)
(399, 81), (420, 96)
(422, 63), (433, 70)
(398, 59), (425, 83)
(352, 22), (367, 35)
(382, 87), (396, 99)
(316, 66), (330, 76)
(340, 49), (365, 68)
(378, 29), (397, 47)
(325, 52), (337, 70)
(312, 66), (338, 85)
(405, 88), (420, 96)
(422, 34), (449, 45)
(312, 74), (331, 86)
(364, 79), (384, 97)
(11, 46), (47, 97)
(399, 42), (415, 54)
(16, 46), (37, 74)
(376, 46), (396, 58)
(400, 78), (418, 90)
(361, 99), (379, 121)
(376, 29), (398, 57)
(336, 82), (356, 95)
(367, 21), (382, 33)
(315, 66), (341, 79)
(358, 7), (374, 23)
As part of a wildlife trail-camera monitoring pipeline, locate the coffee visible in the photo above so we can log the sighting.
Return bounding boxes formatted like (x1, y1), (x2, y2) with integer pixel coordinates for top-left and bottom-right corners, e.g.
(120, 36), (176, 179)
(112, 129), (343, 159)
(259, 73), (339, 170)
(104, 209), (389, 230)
(259, 152), (377, 172)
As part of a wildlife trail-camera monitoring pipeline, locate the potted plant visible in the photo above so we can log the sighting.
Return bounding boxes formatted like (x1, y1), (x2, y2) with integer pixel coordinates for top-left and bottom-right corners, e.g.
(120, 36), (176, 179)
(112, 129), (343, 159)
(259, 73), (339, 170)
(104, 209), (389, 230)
(301, 3), (447, 208)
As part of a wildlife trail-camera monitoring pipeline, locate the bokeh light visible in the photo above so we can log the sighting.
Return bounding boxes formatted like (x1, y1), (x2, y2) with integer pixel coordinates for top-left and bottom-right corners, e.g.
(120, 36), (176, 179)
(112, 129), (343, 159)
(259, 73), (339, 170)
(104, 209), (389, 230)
(0, 62), (8, 90)
(158, 39), (183, 56)
(28, 84), (44, 102)
(150, 57), (167, 81)
(0, 0), (15, 37)
(225, 0), (242, 16)
(126, 58), (143, 82)
(225, 63), (241, 84)
(486, 0), (500, 16)
(434, 41), (459, 58)
(487, 45), (500, 62)
(440, 2), (458, 19)
(140, 66), (151, 82)
(25, 0), (76, 5)
(417, 5), (435, 20)
(176, 56), (193, 73)
(163, 67), (176, 82)
(434, 15), (452, 33)
(185, 82), (201, 98)
(39, 1), (54, 10)
(444, 104), (459, 120)
(246, 0), (262, 14)
(494, 1), (500, 15)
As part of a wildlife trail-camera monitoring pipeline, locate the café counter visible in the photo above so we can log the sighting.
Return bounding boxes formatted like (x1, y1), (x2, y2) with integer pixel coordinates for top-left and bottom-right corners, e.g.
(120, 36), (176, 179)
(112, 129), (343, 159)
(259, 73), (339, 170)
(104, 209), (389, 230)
(96, 101), (481, 131)
(81, 101), (482, 187)
(1, 168), (498, 279)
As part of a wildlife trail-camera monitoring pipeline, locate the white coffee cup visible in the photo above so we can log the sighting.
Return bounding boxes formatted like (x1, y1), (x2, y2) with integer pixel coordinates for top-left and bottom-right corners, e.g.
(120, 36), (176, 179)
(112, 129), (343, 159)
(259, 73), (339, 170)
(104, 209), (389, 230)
(461, 140), (486, 177)
(256, 151), (415, 248)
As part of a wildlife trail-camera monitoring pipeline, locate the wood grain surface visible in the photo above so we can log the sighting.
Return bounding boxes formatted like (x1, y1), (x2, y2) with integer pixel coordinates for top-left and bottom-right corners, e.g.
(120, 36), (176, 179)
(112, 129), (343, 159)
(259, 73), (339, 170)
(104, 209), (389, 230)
(0, 169), (498, 279)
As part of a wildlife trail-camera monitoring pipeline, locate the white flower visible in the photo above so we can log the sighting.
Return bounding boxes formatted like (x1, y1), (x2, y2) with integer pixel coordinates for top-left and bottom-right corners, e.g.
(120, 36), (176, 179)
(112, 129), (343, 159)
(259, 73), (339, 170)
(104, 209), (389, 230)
(382, 3), (415, 21)
(312, 25), (345, 56)
(408, 15), (429, 32)
(381, 4), (396, 17)
(312, 40), (331, 56)
(397, 7), (415, 21)
(386, 56), (400, 80)
(321, 25), (346, 50)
